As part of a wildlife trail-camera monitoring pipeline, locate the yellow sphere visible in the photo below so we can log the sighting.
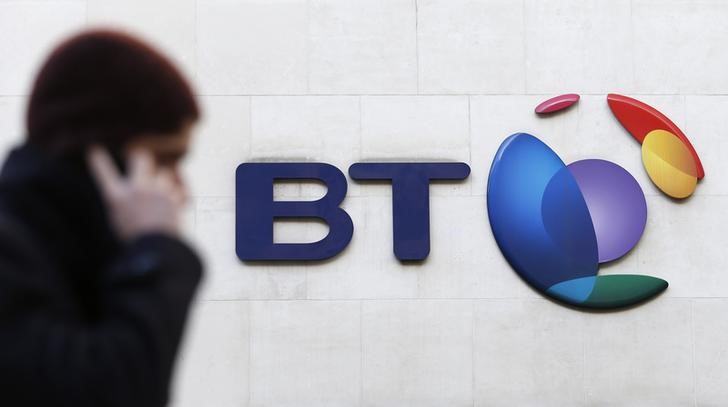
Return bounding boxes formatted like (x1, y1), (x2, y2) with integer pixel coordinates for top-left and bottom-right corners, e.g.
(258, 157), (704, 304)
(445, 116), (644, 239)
(641, 129), (698, 199)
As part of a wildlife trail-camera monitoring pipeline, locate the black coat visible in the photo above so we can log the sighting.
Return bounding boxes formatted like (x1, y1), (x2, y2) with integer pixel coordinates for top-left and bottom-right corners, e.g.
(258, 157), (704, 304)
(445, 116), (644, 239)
(0, 144), (203, 406)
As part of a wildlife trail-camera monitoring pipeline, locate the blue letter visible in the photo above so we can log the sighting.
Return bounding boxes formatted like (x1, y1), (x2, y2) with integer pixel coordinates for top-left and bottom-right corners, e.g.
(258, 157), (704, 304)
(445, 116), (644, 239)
(349, 163), (470, 261)
(236, 163), (353, 261)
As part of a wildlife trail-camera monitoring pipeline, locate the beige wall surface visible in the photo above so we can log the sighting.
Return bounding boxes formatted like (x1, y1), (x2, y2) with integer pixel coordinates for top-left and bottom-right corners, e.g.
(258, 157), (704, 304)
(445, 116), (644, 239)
(1, 1), (727, 406)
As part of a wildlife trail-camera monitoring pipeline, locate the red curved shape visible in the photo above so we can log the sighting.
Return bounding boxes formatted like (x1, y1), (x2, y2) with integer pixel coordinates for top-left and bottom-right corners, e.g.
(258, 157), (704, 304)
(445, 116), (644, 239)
(607, 93), (704, 179)
(535, 93), (580, 114)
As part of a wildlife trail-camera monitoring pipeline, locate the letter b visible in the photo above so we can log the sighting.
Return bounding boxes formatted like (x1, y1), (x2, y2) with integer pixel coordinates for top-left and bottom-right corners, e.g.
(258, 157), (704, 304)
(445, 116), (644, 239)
(236, 163), (353, 261)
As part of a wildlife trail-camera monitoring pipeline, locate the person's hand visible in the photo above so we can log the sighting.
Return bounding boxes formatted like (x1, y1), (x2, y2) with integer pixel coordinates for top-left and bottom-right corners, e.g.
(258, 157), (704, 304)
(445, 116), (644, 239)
(87, 147), (186, 241)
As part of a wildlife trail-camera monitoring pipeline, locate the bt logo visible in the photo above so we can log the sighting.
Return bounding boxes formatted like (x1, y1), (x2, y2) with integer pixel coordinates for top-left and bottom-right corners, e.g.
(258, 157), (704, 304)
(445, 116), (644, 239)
(235, 93), (702, 310)
(487, 93), (702, 309)
(236, 162), (470, 261)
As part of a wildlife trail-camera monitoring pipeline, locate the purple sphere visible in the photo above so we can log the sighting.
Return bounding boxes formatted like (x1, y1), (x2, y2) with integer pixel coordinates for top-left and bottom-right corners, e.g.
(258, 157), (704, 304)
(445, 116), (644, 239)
(567, 159), (647, 263)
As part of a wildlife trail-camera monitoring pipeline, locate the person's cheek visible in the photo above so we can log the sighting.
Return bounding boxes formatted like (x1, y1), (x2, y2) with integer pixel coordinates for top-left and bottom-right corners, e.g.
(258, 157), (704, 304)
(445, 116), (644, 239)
(172, 168), (188, 202)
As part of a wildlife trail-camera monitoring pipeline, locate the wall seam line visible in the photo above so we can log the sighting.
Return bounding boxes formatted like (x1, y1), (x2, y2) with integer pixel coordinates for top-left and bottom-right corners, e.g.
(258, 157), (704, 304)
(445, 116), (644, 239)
(692, 299), (697, 407)
(414, 0), (420, 94)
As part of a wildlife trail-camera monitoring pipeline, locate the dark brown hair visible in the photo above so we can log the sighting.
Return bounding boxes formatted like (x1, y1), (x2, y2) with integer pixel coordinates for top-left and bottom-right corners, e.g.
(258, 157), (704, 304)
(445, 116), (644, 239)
(26, 29), (199, 154)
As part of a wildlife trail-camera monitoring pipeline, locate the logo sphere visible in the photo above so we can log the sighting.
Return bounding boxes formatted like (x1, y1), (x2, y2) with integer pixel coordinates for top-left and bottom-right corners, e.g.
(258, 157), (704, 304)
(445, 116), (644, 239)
(487, 133), (667, 309)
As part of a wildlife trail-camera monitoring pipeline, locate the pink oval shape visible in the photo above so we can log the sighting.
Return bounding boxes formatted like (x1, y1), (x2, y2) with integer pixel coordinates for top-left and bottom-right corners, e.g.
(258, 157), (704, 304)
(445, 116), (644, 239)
(535, 93), (580, 114)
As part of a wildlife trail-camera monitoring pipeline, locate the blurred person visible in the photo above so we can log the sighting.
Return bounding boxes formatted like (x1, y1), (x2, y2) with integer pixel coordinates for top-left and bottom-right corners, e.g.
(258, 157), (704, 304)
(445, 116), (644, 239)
(0, 30), (203, 406)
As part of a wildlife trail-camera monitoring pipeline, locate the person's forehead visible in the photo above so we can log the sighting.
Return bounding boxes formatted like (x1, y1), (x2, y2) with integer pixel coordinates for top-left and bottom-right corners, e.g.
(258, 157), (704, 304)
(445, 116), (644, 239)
(134, 129), (192, 150)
